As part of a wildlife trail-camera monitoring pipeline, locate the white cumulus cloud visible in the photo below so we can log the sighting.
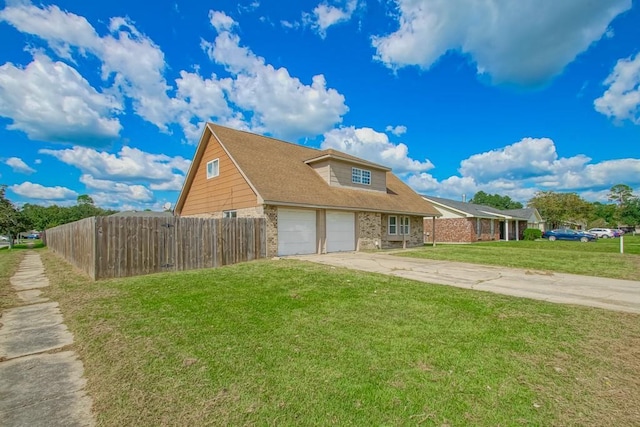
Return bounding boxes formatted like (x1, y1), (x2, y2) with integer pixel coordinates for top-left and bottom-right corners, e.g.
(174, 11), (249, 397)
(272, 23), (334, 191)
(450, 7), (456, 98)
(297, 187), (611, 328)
(458, 137), (590, 183)
(39, 146), (189, 188)
(202, 10), (348, 139)
(372, 0), (632, 86)
(321, 126), (433, 173)
(594, 52), (640, 124)
(304, 0), (358, 38)
(10, 181), (78, 200)
(80, 174), (154, 202)
(406, 137), (640, 203)
(385, 125), (407, 136)
(2, 3), (348, 144)
(5, 157), (36, 174)
(0, 54), (122, 144)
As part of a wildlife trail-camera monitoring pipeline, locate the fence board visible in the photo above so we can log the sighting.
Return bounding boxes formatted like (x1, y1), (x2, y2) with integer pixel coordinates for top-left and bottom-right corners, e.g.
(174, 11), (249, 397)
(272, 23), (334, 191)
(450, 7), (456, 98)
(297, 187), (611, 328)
(46, 216), (266, 280)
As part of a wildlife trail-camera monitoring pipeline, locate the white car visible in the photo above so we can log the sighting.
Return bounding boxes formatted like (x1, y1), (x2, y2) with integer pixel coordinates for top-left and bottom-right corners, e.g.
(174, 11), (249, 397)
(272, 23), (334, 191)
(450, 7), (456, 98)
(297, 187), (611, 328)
(587, 228), (615, 238)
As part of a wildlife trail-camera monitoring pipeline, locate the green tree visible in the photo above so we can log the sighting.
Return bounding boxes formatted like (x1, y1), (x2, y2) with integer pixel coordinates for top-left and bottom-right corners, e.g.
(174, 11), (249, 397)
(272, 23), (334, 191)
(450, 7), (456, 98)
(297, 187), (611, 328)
(20, 196), (118, 232)
(605, 184), (639, 226)
(527, 191), (593, 229)
(469, 191), (523, 210)
(588, 202), (617, 227)
(77, 194), (95, 205)
(607, 184), (634, 206)
(0, 185), (31, 247)
(618, 198), (640, 226)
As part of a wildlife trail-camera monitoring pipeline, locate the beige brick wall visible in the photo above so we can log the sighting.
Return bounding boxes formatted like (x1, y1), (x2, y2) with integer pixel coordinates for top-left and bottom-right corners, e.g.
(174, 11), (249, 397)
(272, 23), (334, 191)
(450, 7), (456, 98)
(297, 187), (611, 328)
(264, 205), (278, 257)
(182, 205), (264, 219)
(380, 214), (424, 249)
(357, 211), (381, 249)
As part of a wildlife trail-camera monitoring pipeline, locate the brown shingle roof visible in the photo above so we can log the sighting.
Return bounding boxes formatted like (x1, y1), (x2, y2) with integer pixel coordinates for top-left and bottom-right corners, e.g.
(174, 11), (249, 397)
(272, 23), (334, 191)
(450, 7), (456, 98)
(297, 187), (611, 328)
(176, 123), (440, 217)
(304, 149), (391, 171)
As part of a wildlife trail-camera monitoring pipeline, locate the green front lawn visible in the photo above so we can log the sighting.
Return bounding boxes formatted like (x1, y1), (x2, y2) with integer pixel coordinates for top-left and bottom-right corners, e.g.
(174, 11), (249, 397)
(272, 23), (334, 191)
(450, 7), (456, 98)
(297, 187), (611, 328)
(37, 252), (639, 426)
(399, 235), (640, 280)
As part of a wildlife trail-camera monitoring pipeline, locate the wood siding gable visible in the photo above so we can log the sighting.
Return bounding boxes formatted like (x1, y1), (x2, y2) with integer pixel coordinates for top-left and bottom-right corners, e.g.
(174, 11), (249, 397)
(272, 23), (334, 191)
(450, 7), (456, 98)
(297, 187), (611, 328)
(180, 133), (258, 216)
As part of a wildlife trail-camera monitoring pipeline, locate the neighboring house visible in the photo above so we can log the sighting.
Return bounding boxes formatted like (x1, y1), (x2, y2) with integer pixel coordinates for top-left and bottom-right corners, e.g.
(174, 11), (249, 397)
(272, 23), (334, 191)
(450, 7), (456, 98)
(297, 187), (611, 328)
(502, 208), (546, 232)
(174, 124), (441, 256)
(422, 196), (543, 243)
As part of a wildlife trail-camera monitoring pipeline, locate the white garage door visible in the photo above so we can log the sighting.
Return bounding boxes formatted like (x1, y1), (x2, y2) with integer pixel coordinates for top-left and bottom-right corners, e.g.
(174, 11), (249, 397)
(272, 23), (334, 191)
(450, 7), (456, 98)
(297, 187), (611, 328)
(326, 211), (355, 252)
(278, 208), (317, 256)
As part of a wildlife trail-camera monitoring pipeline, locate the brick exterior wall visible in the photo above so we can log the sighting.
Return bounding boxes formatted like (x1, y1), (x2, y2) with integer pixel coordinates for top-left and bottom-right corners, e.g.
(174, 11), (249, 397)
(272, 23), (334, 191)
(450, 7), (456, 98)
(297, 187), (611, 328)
(477, 218), (498, 241)
(423, 217), (526, 243)
(264, 205), (278, 257)
(182, 205), (264, 219)
(426, 218), (475, 243)
(357, 212), (381, 250)
(380, 214), (424, 249)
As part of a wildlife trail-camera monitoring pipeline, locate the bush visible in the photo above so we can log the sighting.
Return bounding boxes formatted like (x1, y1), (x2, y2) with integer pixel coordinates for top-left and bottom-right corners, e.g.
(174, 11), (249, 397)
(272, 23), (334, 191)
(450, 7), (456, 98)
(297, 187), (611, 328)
(523, 228), (542, 241)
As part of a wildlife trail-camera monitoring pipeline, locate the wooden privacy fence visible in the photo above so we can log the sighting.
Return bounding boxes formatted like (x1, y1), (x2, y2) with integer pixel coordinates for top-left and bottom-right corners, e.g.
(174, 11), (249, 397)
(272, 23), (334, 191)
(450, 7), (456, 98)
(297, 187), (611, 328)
(46, 216), (266, 280)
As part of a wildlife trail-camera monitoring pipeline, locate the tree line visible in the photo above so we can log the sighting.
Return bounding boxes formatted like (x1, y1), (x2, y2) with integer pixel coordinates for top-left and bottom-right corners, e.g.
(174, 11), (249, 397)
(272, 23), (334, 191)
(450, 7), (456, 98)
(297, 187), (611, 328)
(0, 186), (117, 246)
(471, 184), (640, 230)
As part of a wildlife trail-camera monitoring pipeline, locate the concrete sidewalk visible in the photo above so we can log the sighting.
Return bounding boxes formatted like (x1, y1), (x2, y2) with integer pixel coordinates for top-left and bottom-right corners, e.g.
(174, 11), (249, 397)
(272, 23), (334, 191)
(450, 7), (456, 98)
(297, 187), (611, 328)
(292, 252), (640, 314)
(0, 251), (95, 427)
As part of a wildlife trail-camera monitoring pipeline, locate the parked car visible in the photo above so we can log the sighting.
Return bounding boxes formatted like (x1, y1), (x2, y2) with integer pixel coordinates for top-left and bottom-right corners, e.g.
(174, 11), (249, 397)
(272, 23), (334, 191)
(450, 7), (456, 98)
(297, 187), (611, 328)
(611, 229), (623, 237)
(542, 228), (597, 242)
(26, 233), (41, 239)
(0, 235), (9, 242)
(587, 228), (616, 239)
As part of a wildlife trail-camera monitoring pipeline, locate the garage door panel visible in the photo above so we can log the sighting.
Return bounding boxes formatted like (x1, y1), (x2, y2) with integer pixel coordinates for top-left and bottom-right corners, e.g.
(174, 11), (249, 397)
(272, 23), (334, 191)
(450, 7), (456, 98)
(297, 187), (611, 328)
(326, 211), (355, 252)
(278, 208), (316, 256)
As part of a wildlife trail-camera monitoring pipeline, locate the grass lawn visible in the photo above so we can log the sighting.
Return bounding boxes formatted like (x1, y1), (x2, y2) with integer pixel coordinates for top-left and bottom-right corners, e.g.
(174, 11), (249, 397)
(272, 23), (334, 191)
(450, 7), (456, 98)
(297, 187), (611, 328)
(0, 246), (24, 311)
(399, 235), (640, 280)
(15, 250), (636, 426)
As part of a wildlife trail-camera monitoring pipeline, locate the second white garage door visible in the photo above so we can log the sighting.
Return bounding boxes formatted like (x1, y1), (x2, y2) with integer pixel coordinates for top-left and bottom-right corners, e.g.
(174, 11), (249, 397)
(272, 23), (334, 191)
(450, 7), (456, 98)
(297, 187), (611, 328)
(326, 211), (355, 252)
(278, 208), (317, 256)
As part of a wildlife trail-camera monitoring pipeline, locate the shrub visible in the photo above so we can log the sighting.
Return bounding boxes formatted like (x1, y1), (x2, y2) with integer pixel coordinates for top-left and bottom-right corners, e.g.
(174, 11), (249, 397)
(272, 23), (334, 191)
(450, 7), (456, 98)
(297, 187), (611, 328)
(523, 228), (542, 241)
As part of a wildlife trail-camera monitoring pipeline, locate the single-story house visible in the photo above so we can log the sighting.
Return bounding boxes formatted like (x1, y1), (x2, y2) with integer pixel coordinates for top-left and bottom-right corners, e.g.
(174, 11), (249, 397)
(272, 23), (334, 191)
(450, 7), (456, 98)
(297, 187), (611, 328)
(422, 196), (543, 243)
(174, 124), (441, 256)
(501, 208), (546, 232)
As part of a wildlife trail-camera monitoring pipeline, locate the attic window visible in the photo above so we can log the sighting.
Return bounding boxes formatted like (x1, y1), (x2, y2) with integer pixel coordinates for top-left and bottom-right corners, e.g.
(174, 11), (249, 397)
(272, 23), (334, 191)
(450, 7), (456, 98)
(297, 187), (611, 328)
(207, 159), (219, 179)
(352, 167), (371, 185)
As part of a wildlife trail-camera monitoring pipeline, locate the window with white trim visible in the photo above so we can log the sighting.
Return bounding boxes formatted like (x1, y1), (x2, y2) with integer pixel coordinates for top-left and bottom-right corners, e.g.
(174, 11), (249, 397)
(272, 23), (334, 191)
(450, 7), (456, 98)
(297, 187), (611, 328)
(223, 210), (237, 218)
(389, 216), (410, 235)
(388, 215), (397, 235)
(400, 216), (410, 235)
(206, 158), (219, 179)
(352, 167), (371, 185)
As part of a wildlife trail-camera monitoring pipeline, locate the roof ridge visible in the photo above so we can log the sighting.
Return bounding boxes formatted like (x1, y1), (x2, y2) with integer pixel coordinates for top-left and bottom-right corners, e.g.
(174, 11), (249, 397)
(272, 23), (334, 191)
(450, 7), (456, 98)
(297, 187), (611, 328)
(208, 122), (319, 153)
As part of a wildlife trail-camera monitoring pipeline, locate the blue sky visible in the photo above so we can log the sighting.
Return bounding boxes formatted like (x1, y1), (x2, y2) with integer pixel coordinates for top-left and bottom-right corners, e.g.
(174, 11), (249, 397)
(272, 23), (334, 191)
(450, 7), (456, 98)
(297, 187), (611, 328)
(1, 0), (639, 211)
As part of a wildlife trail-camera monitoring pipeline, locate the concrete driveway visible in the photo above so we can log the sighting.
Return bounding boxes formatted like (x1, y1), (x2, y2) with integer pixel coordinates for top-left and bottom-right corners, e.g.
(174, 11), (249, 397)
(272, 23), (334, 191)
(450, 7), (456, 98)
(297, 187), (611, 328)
(291, 252), (640, 314)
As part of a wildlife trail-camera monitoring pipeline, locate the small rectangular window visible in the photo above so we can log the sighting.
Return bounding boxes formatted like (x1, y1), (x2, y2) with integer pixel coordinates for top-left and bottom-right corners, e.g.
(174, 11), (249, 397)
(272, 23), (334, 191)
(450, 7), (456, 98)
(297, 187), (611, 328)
(223, 210), (237, 218)
(351, 167), (371, 185)
(388, 215), (397, 235)
(207, 159), (219, 179)
(401, 216), (410, 235)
